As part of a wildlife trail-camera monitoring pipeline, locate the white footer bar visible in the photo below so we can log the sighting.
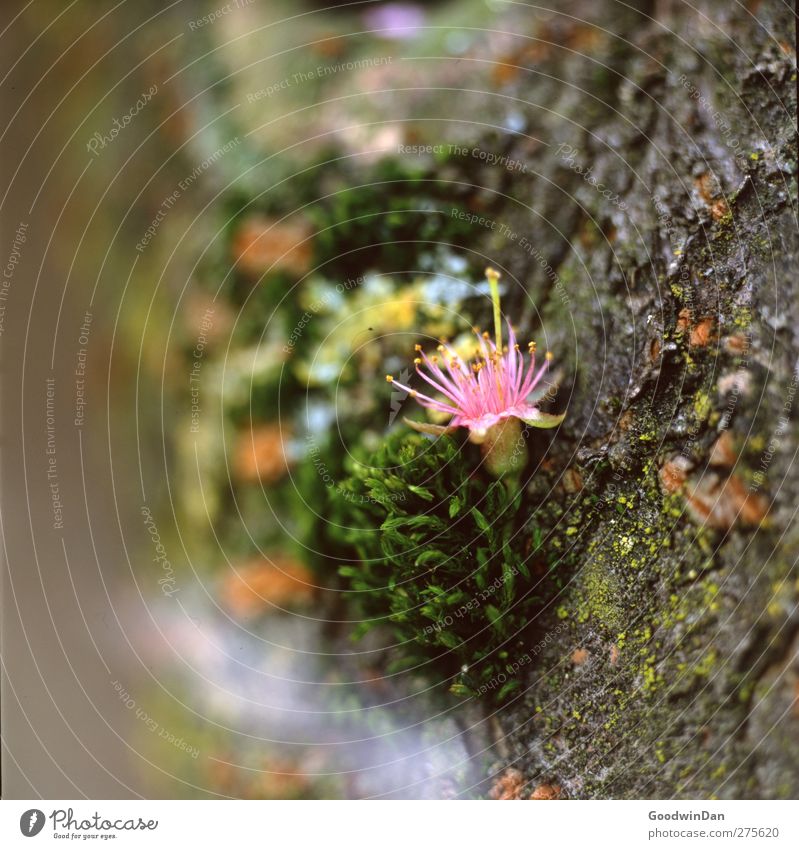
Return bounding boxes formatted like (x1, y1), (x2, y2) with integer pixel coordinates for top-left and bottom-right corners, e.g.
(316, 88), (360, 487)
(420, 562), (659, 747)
(1, 799), (796, 848)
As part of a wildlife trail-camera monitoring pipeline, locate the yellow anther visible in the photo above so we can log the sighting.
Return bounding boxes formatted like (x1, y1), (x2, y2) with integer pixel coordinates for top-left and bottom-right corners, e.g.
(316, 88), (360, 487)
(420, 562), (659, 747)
(414, 344), (422, 352)
(385, 375), (394, 382)
(482, 331), (490, 339)
(545, 351), (554, 361)
(414, 358), (422, 365)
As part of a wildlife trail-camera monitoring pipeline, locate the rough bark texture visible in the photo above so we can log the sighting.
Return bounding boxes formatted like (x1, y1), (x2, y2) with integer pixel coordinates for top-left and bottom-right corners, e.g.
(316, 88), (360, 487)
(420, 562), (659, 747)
(464, 0), (799, 800)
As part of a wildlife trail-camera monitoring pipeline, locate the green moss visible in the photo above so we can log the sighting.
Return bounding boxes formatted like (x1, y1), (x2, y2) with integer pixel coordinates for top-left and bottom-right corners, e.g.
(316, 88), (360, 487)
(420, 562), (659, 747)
(692, 647), (719, 678)
(694, 390), (712, 422)
(329, 429), (559, 701)
(574, 558), (624, 630)
(732, 305), (753, 328)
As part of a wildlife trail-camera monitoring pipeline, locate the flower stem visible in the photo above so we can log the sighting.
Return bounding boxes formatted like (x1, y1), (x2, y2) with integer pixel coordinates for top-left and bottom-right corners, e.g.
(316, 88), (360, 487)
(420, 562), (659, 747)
(485, 267), (503, 351)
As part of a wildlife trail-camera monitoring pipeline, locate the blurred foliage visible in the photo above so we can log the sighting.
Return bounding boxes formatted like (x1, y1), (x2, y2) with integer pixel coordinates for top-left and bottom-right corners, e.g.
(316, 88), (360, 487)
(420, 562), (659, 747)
(174, 142), (498, 558)
(307, 162), (476, 280)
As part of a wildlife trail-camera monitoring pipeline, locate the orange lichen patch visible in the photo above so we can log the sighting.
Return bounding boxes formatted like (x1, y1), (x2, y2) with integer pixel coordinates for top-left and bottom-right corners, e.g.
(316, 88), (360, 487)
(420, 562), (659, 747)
(650, 337), (662, 361)
(658, 456), (691, 494)
(709, 431), (737, 468)
(572, 648), (589, 666)
(694, 174), (729, 221)
(723, 333), (750, 355)
(489, 768), (526, 800)
(662, 449), (768, 530)
(231, 215), (313, 277)
(234, 423), (292, 484)
(674, 308), (715, 347)
(726, 476), (769, 526)
(530, 783), (563, 800)
(685, 472), (769, 530)
(221, 555), (315, 618)
(618, 409), (635, 432)
(710, 198), (729, 221)
(689, 317), (716, 348)
(695, 173), (717, 204)
(562, 467), (584, 494)
(610, 644), (620, 665)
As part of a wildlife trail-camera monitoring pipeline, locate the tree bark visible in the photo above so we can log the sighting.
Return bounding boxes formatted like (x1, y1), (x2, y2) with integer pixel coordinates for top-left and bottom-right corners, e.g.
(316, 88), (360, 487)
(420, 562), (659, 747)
(473, 0), (799, 799)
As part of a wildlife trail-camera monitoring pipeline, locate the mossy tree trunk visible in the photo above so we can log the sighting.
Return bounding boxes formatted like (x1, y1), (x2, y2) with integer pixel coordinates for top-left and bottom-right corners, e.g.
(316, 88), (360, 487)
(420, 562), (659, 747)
(471, 0), (798, 799)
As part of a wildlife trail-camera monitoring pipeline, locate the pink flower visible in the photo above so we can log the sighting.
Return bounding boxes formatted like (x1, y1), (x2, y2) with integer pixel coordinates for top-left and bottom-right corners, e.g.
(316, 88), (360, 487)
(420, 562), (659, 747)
(386, 268), (566, 476)
(386, 268), (566, 477)
(386, 269), (565, 454)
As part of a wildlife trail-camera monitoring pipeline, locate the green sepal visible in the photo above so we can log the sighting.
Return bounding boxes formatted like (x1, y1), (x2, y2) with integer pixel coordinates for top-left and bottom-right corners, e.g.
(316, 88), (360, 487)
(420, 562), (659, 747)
(520, 410), (566, 429)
